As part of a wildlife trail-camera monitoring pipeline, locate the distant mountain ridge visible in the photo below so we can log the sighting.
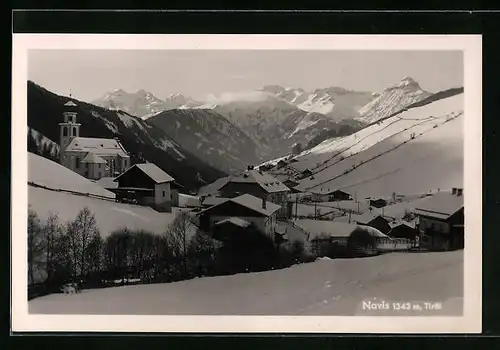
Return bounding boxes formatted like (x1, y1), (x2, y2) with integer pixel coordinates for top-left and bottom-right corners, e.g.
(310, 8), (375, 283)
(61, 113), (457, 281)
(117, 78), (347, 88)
(89, 77), (455, 174)
(146, 108), (262, 174)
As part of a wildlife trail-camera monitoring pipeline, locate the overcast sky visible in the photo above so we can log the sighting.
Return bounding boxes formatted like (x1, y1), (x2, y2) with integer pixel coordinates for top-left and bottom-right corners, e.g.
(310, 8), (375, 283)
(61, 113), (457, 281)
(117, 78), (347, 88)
(28, 50), (463, 102)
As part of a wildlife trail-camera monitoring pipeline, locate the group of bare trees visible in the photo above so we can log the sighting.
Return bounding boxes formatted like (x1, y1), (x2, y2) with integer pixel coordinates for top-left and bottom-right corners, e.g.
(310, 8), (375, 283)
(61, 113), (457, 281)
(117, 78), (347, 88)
(28, 207), (103, 291)
(28, 208), (221, 297)
(28, 207), (310, 299)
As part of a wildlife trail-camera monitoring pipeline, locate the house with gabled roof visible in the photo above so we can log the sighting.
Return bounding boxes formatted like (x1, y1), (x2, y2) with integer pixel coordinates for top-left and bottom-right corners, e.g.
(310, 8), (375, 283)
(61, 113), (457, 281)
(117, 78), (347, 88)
(58, 100), (131, 179)
(414, 188), (464, 251)
(197, 193), (281, 238)
(218, 168), (292, 219)
(112, 162), (180, 212)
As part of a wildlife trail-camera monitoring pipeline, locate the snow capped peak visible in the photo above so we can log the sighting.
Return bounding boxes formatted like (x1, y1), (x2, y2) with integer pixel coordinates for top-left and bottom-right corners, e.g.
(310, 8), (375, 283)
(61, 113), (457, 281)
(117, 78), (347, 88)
(385, 76), (422, 91)
(357, 77), (432, 123)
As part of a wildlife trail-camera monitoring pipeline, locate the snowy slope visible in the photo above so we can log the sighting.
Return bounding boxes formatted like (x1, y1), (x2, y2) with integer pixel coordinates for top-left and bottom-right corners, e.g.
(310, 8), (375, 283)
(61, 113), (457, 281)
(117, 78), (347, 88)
(29, 250), (463, 315)
(357, 77), (433, 124)
(271, 91), (463, 199)
(28, 152), (116, 199)
(28, 186), (194, 237)
(28, 152), (197, 237)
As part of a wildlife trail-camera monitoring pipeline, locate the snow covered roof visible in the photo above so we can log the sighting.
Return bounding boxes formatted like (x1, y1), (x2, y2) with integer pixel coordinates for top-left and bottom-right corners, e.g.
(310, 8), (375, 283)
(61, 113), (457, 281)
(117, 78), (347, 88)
(294, 219), (358, 238)
(115, 163), (175, 184)
(414, 191), (464, 220)
(65, 137), (129, 157)
(95, 177), (118, 189)
(295, 219), (390, 240)
(215, 217), (251, 228)
(231, 194), (282, 216)
(225, 169), (290, 193)
(197, 193), (281, 217)
(64, 101), (77, 107)
(201, 196), (230, 207)
(197, 176), (231, 196)
(389, 220), (417, 229)
(81, 152), (107, 164)
(354, 212), (387, 225)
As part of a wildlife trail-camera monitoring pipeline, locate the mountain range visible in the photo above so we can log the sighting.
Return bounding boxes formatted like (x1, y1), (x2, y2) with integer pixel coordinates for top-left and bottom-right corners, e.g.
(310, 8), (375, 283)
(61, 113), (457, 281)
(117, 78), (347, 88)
(29, 77), (456, 190)
(91, 77), (436, 166)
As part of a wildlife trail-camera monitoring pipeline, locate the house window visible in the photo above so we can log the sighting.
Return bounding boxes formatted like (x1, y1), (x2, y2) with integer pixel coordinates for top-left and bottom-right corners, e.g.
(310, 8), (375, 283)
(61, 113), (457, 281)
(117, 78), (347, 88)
(75, 157), (81, 169)
(62, 127), (68, 137)
(98, 163), (101, 169)
(163, 190), (166, 197)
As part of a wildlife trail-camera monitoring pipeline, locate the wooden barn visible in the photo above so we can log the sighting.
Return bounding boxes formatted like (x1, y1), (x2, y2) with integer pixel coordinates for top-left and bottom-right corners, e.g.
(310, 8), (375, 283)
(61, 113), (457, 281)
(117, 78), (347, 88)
(415, 188), (464, 251)
(112, 163), (179, 212)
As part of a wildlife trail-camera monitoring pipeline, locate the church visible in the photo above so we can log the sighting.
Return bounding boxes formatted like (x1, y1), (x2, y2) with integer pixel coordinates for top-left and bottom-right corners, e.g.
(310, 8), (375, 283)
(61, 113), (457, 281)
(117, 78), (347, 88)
(59, 100), (131, 180)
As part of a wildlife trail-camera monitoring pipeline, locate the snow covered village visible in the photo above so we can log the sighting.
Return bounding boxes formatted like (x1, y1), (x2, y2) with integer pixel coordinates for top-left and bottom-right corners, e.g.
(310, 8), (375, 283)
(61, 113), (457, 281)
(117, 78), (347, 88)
(25, 49), (465, 316)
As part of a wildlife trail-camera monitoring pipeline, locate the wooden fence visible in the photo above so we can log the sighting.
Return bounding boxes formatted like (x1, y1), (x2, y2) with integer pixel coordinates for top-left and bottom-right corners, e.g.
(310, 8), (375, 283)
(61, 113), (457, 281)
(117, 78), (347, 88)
(28, 181), (116, 202)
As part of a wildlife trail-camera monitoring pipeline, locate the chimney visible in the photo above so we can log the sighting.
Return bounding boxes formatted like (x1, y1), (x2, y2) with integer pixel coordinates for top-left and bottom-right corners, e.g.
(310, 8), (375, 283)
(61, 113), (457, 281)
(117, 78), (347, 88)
(262, 197), (267, 209)
(247, 165), (254, 170)
(457, 188), (463, 196)
(452, 188), (457, 195)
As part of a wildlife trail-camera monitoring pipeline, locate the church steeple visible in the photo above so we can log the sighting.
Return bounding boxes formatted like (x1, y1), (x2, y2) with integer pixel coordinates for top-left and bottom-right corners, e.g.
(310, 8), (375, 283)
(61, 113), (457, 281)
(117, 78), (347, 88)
(59, 100), (81, 164)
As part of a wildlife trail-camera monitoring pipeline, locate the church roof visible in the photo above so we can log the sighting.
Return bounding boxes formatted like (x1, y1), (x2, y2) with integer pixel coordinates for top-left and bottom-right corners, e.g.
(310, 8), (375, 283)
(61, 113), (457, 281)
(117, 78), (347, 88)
(65, 137), (129, 157)
(81, 152), (107, 164)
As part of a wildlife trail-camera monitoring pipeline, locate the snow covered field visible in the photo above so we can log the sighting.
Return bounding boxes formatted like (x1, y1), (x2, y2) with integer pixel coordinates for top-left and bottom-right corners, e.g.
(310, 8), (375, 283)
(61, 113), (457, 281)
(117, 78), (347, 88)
(28, 187), (195, 238)
(29, 152), (115, 199)
(29, 250), (463, 316)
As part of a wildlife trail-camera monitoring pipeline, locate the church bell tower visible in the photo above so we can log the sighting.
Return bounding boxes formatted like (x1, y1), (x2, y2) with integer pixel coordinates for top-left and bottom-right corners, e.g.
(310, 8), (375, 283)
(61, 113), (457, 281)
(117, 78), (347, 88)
(59, 100), (81, 164)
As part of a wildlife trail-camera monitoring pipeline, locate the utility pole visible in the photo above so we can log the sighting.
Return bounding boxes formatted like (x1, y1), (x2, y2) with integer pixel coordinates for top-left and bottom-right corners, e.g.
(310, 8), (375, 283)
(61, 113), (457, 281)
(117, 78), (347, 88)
(314, 200), (317, 220)
(295, 195), (298, 219)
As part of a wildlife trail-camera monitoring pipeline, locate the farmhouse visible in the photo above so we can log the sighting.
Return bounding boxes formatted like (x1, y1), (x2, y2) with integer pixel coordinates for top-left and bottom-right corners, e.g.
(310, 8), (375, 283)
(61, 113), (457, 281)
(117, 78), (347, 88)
(369, 198), (388, 208)
(310, 189), (352, 202)
(388, 221), (418, 240)
(299, 169), (313, 179)
(58, 101), (131, 180)
(218, 168), (292, 219)
(355, 213), (392, 235)
(197, 194), (281, 238)
(112, 163), (180, 212)
(414, 188), (464, 251)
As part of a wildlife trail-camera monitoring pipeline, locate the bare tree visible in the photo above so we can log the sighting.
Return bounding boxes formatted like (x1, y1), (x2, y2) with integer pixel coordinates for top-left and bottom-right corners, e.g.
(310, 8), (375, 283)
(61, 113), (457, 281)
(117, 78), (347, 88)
(41, 212), (63, 282)
(165, 211), (193, 277)
(27, 208), (43, 285)
(66, 207), (99, 277)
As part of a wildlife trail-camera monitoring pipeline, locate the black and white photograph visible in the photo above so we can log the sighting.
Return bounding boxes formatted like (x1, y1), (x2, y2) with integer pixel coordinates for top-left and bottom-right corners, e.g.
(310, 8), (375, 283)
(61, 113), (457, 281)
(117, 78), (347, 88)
(11, 34), (482, 333)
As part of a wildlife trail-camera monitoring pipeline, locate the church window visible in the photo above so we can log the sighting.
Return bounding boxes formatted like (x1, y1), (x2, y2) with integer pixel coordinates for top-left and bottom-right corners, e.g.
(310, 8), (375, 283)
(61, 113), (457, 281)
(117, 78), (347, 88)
(72, 127), (77, 136)
(75, 157), (81, 169)
(63, 127), (68, 137)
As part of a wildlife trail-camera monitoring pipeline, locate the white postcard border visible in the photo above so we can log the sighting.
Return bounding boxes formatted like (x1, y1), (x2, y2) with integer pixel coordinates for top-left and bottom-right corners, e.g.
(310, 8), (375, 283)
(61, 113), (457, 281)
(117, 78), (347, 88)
(11, 34), (482, 333)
